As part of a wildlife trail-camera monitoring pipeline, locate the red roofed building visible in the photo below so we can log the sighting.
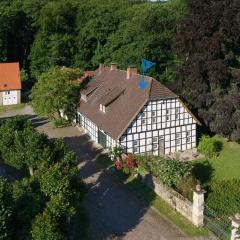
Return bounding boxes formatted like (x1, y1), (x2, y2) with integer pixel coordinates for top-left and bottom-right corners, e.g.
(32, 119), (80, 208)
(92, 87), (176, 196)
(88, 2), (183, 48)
(0, 62), (22, 106)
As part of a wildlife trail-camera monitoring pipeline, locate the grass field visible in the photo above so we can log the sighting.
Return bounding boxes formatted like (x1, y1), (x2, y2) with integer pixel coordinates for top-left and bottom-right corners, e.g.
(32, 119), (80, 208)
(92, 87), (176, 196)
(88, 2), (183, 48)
(192, 137), (240, 181)
(0, 103), (26, 114)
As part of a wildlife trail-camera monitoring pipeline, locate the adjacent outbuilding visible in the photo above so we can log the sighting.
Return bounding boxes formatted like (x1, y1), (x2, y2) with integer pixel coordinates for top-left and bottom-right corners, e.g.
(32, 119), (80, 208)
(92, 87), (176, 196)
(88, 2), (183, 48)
(0, 62), (21, 106)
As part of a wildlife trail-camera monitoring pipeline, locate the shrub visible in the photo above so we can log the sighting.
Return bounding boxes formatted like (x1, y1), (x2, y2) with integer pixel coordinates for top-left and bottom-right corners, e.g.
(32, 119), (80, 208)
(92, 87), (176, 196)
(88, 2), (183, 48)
(176, 175), (198, 201)
(53, 119), (70, 128)
(114, 154), (137, 175)
(206, 179), (240, 221)
(135, 155), (192, 188)
(197, 135), (222, 158)
(108, 146), (124, 160)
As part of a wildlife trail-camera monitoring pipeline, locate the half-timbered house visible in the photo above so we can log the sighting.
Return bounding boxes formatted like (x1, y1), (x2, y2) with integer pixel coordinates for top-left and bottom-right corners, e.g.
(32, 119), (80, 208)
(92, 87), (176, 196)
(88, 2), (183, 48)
(76, 63), (200, 155)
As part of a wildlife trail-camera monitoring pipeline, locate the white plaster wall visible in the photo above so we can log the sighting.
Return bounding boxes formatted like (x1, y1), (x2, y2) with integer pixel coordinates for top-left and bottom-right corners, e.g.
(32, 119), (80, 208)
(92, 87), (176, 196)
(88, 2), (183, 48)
(120, 98), (197, 155)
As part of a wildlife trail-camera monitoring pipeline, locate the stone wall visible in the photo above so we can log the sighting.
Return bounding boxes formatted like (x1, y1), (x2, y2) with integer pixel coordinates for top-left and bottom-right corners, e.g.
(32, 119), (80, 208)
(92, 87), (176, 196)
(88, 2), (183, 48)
(141, 173), (205, 227)
(142, 174), (193, 222)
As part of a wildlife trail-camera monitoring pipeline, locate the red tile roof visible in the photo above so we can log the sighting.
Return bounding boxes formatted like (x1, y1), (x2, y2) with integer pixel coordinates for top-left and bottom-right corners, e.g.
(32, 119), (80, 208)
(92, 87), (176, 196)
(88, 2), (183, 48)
(0, 63), (21, 91)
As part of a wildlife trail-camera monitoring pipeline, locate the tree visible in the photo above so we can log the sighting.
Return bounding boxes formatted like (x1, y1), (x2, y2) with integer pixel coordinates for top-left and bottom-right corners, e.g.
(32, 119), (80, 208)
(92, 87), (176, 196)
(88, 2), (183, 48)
(31, 210), (64, 240)
(0, 118), (52, 176)
(0, 177), (13, 240)
(91, 0), (185, 82)
(172, 0), (240, 140)
(30, 66), (83, 120)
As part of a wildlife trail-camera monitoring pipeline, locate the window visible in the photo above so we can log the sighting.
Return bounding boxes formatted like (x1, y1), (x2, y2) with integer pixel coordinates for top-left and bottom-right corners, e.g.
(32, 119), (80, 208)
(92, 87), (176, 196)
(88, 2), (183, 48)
(152, 111), (156, 117)
(133, 147), (138, 153)
(176, 108), (179, 113)
(99, 104), (106, 113)
(153, 144), (158, 150)
(187, 137), (191, 143)
(175, 114), (179, 120)
(5, 91), (10, 95)
(186, 131), (191, 136)
(152, 118), (156, 124)
(142, 119), (146, 125)
(166, 109), (170, 115)
(153, 137), (158, 143)
(176, 139), (181, 145)
(133, 140), (138, 146)
(176, 133), (181, 139)
(166, 116), (169, 121)
(142, 112), (146, 118)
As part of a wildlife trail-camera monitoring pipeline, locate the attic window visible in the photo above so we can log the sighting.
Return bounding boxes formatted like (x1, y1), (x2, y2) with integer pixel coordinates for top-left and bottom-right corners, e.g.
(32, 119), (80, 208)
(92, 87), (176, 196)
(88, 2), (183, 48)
(81, 85), (100, 101)
(99, 104), (106, 113)
(99, 87), (125, 108)
(4, 84), (7, 87)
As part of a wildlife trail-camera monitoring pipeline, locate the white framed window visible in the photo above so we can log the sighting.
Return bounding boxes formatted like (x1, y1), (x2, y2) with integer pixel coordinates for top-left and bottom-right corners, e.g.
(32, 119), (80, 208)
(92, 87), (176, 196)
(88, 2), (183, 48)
(133, 140), (139, 146)
(153, 144), (158, 150)
(142, 112), (146, 118)
(133, 147), (138, 153)
(176, 133), (181, 139)
(142, 119), (146, 125)
(151, 111), (156, 117)
(176, 108), (179, 113)
(152, 117), (156, 124)
(99, 104), (106, 113)
(166, 109), (170, 115)
(153, 137), (158, 143)
(176, 139), (181, 145)
(166, 116), (170, 121)
(5, 91), (10, 95)
(176, 114), (179, 120)
(186, 131), (191, 136)
(187, 137), (191, 143)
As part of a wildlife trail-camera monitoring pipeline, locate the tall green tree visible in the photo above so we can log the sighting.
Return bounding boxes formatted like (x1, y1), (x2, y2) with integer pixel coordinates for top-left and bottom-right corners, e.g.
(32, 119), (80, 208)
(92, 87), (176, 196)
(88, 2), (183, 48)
(30, 66), (82, 120)
(0, 177), (13, 240)
(173, 0), (240, 140)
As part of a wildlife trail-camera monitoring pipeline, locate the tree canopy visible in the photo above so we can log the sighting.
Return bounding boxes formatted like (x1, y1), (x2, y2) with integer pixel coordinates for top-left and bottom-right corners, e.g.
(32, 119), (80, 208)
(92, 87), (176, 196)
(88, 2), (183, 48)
(0, 0), (185, 82)
(173, 0), (240, 140)
(0, 117), (85, 239)
(30, 66), (83, 120)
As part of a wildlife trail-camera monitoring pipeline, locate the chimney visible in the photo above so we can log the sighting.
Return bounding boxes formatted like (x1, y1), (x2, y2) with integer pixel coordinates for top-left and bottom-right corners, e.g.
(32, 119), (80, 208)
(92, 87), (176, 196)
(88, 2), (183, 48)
(99, 63), (104, 74)
(110, 63), (117, 71)
(126, 66), (137, 79)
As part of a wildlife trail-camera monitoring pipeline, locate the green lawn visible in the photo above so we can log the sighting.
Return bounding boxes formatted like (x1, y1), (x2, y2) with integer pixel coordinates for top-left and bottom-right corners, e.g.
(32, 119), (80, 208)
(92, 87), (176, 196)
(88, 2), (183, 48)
(192, 137), (240, 181)
(0, 103), (26, 114)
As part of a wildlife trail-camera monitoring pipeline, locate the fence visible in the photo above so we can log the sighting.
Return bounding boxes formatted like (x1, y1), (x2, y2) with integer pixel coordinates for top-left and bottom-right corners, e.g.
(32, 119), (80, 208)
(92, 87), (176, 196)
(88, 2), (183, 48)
(204, 205), (231, 240)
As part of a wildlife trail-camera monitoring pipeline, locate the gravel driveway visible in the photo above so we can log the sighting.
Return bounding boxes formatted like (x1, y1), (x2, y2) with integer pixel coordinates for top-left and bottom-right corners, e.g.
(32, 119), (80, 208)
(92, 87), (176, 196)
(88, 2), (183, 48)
(0, 108), (210, 240)
(36, 122), (193, 240)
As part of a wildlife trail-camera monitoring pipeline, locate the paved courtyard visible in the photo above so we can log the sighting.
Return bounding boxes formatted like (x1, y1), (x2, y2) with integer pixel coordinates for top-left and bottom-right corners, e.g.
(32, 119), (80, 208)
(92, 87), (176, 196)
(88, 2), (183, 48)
(0, 107), (211, 240)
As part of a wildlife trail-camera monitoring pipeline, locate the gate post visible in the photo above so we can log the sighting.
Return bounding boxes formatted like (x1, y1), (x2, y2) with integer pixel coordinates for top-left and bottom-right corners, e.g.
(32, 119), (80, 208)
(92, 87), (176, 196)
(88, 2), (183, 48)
(192, 185), (206, 227)
(231, 214), (240, 240)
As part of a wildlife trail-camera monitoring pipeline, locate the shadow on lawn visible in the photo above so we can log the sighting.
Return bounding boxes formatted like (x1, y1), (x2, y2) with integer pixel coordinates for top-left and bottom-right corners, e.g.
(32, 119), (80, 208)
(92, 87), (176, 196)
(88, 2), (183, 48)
(192, 160), (215, 186)
(64, 134), (156, 240)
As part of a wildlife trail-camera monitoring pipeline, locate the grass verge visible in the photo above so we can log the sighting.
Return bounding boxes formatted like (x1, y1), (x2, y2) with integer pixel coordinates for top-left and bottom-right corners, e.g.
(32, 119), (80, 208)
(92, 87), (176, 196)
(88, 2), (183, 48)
(0, 103), (26, 114)
(98, 155), (209, 237)
(192, 136), (240, 181)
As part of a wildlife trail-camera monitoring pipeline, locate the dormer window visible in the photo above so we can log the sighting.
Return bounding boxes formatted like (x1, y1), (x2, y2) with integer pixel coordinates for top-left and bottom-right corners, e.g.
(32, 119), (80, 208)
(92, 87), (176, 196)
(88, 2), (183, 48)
(81, 94), (87, 102)
(100, 104), (106, 113)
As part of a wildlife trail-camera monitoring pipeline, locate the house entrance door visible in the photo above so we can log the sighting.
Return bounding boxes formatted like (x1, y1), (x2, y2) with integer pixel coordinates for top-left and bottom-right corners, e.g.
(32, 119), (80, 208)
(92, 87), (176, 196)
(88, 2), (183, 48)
(159, 137), (165, 155)
(98, 130), (107, 148)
